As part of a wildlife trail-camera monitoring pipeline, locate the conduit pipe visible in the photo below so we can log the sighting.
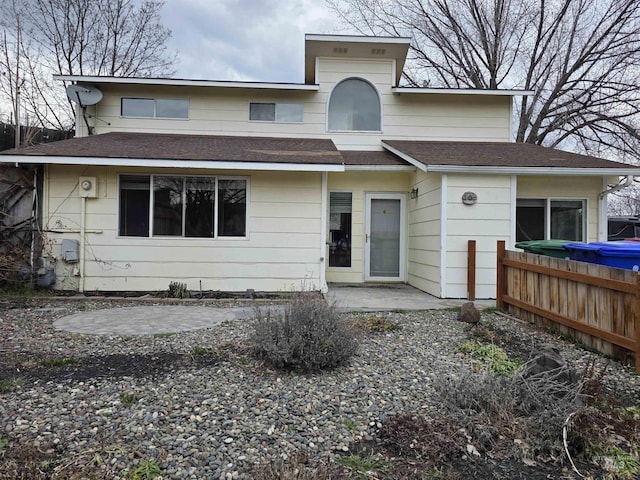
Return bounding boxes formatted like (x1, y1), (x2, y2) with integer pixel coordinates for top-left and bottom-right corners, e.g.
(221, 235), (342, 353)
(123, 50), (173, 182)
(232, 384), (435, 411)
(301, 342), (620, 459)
(79, 196), (86, 293)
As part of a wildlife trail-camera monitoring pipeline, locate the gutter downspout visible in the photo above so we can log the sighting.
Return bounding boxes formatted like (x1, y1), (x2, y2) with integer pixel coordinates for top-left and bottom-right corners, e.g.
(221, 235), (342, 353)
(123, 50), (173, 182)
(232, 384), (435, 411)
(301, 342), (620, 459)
(320, 172), (328, 293)
(79, 196), (86, 293)
(598, 175), (634, 242)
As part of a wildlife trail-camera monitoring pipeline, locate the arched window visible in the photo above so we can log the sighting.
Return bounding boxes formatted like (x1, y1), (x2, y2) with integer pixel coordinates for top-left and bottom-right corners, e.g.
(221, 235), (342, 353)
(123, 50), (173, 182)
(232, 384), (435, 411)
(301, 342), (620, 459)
(328, 78), (381, 131)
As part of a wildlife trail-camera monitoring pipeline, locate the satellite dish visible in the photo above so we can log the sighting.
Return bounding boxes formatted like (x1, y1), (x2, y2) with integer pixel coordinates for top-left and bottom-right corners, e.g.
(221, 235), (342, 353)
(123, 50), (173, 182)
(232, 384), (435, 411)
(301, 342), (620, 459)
(66, 85), (103, 106)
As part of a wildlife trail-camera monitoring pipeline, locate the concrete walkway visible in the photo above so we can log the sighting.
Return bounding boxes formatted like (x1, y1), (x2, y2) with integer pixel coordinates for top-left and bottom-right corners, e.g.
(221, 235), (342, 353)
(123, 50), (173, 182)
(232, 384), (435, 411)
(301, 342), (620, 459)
(53, 285), (495, 336)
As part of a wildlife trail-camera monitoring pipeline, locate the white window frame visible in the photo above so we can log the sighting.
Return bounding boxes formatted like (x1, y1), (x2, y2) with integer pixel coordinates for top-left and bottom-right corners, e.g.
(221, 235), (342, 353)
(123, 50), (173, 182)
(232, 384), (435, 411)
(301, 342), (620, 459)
(328, 190), (353, 269)
(248, 102), (304, 123)
(117, 173), (249, 239)
(516, 197), (587, 241)
(121, 97), (190, 119)
(326, 77), (383, 133)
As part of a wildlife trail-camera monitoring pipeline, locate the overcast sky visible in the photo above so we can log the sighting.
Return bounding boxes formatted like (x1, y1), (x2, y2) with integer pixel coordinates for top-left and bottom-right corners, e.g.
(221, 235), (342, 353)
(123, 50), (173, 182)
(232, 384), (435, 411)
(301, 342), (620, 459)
(161, 0), (348, 83)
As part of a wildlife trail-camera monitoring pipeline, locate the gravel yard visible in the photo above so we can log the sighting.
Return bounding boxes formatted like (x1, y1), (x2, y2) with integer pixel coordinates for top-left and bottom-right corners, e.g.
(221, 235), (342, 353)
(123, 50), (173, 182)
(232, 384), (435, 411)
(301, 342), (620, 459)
(1, 298), (639, 479)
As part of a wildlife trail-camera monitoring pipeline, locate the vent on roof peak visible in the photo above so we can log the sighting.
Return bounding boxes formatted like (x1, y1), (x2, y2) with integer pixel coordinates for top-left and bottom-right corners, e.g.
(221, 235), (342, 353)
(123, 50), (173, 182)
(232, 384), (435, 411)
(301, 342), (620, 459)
(371, 48), (386, 55)
(333, 47), (348, 54)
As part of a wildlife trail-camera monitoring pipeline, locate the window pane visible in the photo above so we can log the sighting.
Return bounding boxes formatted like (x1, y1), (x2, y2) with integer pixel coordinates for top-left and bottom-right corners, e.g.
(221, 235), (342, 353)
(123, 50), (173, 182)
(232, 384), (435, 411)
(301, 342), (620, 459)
(329, 192), (352, 267)
(218, 179), (246, 236)
(516, 199), (545, 241)
(250, 103), (275, 121)
(156, 99), (189, 119)
(119, 175), (150, 236)
(551, 200), (583, 241)
(153, 176), (183, 236)
(185, 177), (215, 237)
(275, 103), (303, 122)
(122, 98), (154, 117)
(328, 78), (381, 131)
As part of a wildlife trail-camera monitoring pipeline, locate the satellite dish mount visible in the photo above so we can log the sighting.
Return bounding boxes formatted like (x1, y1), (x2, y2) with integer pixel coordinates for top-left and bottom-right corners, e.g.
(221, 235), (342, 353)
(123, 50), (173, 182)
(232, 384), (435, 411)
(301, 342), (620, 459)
(66, 84), (103, 135)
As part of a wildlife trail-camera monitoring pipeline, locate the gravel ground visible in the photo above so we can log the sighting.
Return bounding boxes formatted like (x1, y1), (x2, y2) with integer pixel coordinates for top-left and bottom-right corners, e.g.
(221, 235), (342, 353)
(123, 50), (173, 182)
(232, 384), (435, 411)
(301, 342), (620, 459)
(1, 298), (639, 479)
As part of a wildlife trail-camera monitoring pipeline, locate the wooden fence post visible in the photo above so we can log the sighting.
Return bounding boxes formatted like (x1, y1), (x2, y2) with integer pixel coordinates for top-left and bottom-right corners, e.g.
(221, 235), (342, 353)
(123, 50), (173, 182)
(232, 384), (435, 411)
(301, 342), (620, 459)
(496, 240), (506, 309)
(635, 274), (640, 373)
(467, 240), (476, 301)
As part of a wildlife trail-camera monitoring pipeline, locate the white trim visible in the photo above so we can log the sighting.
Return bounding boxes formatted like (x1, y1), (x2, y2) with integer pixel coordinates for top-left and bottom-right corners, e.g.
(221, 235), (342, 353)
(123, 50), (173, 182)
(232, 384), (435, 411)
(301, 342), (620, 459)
(320, 172), (328, 292)
(392, 87), (534, 96)
(305, 34), (411, 45)
(440, 174), (448, 298)
(424, 164), (640, 176)
(345, 165), (415, 172)
(509, 98), (514, 141)
(3, 155), (345, 172)
(598, 176), (608, 242)
(510, 175), (517, 248)
(54, 75), (319, 91)
(315, 57), (320, 85)
(380, 142), (427, 171)
(391, 59), (397, 87)
(364, 192), (407, 282)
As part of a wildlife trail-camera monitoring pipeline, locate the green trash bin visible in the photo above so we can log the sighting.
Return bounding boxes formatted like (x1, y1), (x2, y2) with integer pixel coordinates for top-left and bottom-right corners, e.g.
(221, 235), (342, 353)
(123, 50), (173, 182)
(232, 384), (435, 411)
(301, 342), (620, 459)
(514, 240), (573, 259)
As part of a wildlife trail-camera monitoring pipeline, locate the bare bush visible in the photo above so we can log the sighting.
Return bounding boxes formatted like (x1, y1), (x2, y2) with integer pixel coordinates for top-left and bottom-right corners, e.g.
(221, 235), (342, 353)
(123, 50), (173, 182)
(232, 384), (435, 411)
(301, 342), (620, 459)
(251, 294), (358, 372)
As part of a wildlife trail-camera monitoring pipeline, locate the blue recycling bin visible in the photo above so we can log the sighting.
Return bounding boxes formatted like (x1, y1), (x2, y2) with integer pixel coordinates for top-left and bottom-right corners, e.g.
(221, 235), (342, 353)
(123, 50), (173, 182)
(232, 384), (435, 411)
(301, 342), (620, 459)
(564, 241), (640, 271)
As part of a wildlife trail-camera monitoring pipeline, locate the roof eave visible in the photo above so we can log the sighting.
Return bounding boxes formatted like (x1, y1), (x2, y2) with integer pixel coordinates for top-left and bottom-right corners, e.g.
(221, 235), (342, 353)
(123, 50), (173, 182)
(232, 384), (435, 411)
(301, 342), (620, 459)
(344, 165), (416, 172)
(392, 87), (534, 96)
(381, 142), (428, 171)
(54, 75), (320, 91)
(0, 155), (344, 172)
(425, 165), (640, 176)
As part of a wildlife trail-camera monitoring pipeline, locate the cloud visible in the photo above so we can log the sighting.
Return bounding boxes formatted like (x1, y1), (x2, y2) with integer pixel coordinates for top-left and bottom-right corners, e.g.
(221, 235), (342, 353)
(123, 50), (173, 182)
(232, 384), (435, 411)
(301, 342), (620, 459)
(161, 0), (343, 82)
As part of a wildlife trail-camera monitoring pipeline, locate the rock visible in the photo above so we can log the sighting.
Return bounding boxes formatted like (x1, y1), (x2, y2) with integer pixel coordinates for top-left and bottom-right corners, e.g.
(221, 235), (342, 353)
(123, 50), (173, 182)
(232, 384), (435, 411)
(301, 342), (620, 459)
(518, 345), (578, 386)
(457, 302), (481, 325)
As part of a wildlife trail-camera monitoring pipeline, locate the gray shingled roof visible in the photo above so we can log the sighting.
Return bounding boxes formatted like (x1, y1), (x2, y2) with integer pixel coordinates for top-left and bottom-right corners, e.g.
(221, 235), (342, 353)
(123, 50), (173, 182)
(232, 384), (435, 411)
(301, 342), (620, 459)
(2, 132), (343, 165)
(383, 140), (633, 169)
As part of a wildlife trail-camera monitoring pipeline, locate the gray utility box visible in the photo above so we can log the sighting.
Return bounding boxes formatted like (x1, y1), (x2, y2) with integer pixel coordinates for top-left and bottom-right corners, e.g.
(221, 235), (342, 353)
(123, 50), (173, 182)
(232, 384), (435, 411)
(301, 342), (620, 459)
(61, 239), (79, 263)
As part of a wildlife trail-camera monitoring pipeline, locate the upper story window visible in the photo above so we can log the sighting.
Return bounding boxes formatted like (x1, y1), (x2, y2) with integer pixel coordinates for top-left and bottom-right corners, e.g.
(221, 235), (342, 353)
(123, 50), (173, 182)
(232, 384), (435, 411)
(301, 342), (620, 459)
(328, 78), (381, 131)
(121, 98), (189, 119)
(249, 102), (303, 123)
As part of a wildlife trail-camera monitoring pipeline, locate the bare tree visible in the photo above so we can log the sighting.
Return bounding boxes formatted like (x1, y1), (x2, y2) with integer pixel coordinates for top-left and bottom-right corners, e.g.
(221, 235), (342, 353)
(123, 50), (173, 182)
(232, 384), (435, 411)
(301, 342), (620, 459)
(329, 0), (640, 159)
(0, 0), (177, 132)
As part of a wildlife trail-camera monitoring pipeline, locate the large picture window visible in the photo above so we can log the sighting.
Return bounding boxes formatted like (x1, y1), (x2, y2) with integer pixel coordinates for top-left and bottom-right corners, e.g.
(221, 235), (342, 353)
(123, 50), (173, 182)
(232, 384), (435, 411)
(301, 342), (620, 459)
(119, 175), (247, 238)
(329, 192), (352, 267)
(328, 78), (381, 131)
(516, 198), (585, 241)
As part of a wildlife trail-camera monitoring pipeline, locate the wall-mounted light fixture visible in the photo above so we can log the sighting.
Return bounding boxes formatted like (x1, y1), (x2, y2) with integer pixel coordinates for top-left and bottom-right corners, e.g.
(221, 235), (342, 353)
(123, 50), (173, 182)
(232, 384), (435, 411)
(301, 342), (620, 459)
(410, 187), (419, 199)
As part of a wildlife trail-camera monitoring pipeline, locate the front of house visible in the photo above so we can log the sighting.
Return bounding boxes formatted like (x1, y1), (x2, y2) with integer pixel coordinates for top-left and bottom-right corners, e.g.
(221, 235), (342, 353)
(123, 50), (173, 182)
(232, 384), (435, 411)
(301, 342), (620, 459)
(2, 34), (639, 298)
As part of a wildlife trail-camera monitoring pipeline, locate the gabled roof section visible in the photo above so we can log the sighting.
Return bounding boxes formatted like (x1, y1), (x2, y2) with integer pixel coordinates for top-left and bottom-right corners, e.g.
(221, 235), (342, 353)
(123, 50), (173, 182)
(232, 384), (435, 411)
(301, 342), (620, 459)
(0, 133), (344, 172)
(305, 34), (410, 85)
(382, 140), (640, 176)
(54, 75), (319, 91)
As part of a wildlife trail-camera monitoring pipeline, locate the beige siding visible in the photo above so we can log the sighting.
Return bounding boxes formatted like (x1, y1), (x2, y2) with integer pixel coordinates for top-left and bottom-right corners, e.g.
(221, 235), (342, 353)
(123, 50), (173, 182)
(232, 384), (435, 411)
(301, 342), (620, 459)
(445, 174), (512, 299)
(43, 165), (323, 292)
(77, 58), (512, 146)
(517, 176), (601, 242)
(407, 170), (442, 296)
(326, 171), (411, 283)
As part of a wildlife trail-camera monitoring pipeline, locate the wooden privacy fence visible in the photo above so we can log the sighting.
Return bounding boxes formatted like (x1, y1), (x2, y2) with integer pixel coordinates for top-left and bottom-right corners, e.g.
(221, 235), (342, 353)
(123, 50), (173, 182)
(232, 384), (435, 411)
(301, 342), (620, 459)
(496, 240), (640, 373)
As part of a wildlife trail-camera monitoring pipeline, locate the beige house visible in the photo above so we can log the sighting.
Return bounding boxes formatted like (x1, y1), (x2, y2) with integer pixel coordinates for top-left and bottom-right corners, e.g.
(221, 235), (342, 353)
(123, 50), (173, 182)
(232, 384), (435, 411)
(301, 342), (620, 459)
(2, 34), (639, 298)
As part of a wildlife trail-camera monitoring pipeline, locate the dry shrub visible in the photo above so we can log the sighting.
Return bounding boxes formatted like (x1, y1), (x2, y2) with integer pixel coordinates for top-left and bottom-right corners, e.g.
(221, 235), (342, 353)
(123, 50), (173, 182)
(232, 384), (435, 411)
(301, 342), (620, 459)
(252, 294), (358, 372)
(250, 453), (337, 479)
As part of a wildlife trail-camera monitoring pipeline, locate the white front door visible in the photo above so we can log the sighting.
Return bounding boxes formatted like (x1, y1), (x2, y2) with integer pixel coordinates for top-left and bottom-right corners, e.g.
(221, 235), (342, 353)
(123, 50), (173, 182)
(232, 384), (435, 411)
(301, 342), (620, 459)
(364, 193), (407, 281)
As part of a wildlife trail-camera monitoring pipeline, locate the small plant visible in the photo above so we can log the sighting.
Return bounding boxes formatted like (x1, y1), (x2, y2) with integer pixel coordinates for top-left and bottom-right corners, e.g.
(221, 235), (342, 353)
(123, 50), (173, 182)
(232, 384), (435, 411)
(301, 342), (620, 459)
(458, 341), (520, 377)
(192, 346), (207, 355)
(41, 357), (77, 367)
(336, 454), (391, 475)
(0, 435), (8, 449)
(252, 294), (358, 372)
(124, 459), (163, 480)
(167, 281), (190, 299)
(0, 378), (24, 393)
(342, 418), (357, 431)
(355, 314), (401, 332)
(600, 447), (640, 479)
(120, 392), (140, 406)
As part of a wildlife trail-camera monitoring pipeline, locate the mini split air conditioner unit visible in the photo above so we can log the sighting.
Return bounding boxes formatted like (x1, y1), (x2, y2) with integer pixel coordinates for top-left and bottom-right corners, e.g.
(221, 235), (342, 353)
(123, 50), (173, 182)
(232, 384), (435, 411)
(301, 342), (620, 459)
(78, 176), (97, 198)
